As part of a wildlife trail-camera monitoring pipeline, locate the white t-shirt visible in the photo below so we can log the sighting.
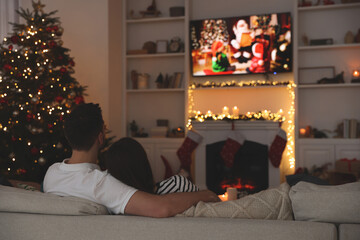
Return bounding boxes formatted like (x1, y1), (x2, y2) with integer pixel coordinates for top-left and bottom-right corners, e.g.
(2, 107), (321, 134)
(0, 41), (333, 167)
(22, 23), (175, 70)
(43, 159), (137, 214)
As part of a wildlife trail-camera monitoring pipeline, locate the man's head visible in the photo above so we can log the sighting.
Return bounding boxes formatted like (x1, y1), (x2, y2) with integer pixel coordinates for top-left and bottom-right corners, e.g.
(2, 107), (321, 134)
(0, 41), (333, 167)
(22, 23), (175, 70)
(64, 103), (104, 151)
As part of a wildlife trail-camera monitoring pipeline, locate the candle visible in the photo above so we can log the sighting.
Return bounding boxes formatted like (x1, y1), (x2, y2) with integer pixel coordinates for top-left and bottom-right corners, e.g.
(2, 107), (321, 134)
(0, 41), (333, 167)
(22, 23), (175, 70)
(353, 70), (360, 78)
(218, 192), (228, 201)
(222, 106), (229, 115)
(232, 106), (239, 118)
(299, 128), (306, 137)
(227, 187), (237, 201)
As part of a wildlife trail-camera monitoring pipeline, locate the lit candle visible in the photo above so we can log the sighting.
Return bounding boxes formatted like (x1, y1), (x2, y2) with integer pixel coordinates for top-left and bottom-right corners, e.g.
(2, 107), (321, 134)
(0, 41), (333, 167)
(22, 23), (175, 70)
(218, 192), (228, 201)
(353, 70), (360, 78)
(232, 106), (239, 118)
(222, 106), (229, 115)
(299, 128), (306, 137)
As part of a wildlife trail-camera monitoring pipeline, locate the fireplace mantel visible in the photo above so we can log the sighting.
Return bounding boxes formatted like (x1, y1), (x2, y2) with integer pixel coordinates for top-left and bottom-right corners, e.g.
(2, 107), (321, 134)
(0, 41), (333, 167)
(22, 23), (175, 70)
(192, 121), (281, 190)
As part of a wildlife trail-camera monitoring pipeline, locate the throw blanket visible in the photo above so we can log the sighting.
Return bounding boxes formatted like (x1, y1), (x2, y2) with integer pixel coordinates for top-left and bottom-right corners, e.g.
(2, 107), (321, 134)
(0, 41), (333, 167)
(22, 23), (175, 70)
(178, 183), (293, 220)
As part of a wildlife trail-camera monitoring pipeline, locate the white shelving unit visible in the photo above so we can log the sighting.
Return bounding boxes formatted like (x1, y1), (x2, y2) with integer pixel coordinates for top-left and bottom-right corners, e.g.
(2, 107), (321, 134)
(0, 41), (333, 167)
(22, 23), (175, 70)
(295, 1), (360, 169)
(122, 0), (189, 137)
(121, 0), (189, 181)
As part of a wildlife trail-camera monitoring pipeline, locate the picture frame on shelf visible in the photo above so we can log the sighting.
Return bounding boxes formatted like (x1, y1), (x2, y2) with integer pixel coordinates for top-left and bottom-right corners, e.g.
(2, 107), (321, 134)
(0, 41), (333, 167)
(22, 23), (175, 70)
(156, 40), (168, 53)
(299, 66), (335, 85)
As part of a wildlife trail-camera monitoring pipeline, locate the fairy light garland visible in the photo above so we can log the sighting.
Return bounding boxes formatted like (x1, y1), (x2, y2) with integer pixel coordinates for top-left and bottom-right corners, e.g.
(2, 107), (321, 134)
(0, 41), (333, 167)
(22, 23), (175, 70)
(187, 81), (297, 174)
(189, 80), (290, 89)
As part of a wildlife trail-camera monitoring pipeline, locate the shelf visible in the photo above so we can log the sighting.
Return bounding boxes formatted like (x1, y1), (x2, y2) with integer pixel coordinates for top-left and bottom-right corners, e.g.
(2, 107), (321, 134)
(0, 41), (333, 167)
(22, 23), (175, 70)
(127, 88), (185, 93)
(190, 85), (290, 91)
(126, 52), (185, 59)
(298, 83), (360, 89)
(298, 43), (360, 51)
(126, 16), (185, 24)
(298, 138), (360, 144)
(298, 2), (360, 12)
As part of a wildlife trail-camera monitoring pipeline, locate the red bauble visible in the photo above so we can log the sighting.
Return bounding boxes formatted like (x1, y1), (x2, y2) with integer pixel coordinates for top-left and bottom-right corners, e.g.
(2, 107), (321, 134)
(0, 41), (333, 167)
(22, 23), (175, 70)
(3, 64), (12, 71)
(47, 123), (53, 129)
(0, 98), (8, 104)
(55, 96), (64, 102)
(39, 84), (44, 90)
(59, 115), (64, 121)
(26, 113), (34, 121)
(41, 44), (48, 49)
(11, 136), (17, 142)
(74, 96), (85, 104)
(46, 27), (52, 32)
(69, 60), (75, 66)
(58, 55), (64, 60)
(10, 35), (19, 44)
(60, 67), (67, 73)
(31, 147), (39, 155)
(52, 26), (59, 31)
(49, 40), (57, 48)
(9, 45), (13, 51)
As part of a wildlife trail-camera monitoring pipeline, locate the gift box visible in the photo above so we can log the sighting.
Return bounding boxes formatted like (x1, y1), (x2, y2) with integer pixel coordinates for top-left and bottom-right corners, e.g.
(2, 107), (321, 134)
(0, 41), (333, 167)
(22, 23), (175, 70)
(335, 158), (360, 175)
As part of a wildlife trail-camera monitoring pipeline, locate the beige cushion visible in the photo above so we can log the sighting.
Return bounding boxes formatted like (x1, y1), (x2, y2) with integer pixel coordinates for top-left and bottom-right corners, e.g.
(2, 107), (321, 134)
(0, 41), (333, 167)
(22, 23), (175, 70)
(289, 181), (360, 223)
(0, 185), (109, 215)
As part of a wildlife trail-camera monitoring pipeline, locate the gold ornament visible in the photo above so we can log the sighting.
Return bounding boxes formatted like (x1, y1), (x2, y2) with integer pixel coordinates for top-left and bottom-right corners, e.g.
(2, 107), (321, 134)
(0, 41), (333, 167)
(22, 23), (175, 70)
(32, 0), (45, 14)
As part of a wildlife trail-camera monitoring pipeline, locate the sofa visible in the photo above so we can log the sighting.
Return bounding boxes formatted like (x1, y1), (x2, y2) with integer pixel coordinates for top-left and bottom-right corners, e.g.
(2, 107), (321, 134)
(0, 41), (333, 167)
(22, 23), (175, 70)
(0, 181), (359, 240)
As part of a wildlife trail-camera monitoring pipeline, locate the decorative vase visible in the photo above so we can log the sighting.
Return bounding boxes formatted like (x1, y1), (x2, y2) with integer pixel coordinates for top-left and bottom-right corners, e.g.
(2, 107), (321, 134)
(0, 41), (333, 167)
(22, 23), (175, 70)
(344, 31), (354, 44)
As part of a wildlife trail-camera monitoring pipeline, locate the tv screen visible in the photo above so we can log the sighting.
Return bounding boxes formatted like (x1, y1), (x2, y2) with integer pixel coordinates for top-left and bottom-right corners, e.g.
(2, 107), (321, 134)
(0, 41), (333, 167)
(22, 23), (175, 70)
(190, 12), (292, 77)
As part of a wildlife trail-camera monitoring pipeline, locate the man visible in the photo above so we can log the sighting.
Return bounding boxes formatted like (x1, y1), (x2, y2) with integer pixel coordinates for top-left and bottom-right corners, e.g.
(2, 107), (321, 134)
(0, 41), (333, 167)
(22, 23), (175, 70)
(43, 103), (219, 218)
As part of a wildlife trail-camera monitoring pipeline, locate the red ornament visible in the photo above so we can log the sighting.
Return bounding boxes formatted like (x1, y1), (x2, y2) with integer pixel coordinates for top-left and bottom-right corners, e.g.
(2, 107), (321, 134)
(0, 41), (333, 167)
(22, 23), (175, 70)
(69, 60), (75, 66)
(55, 96), (64, 102)
(17, 168), (27, 174)
(0, 98), (8, 104)
(60, 67), (67, 73)
(58, 55), (64, 60)
(10, 35), (19, 44)
(26, 113), (34, 121)
(46, 27), (52, 32)
(52, 26), (59, 31)
(49, 40), (57, 48)
(31, 147), (39, 155)
(74, 96), (84, 104)
(8, 45), (13, 51)
(11, 136), (17, 142)
(39, 84), (44, 90)
(47, 123), (53, 129)
(41, 43), (48, 49)
(59, 115), (64, 121)
(3, 64), (12, 71)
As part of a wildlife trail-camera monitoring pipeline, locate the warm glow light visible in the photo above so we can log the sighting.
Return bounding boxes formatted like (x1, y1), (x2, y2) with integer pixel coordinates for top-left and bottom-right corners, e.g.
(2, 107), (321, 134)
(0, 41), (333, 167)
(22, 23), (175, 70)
(353, 70), (360, 78)
(218, 192), (228, 202)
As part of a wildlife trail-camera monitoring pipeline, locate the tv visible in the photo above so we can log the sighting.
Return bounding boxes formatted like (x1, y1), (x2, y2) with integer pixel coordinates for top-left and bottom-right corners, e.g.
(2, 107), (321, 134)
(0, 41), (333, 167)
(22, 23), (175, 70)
(190, 12), (292, 77)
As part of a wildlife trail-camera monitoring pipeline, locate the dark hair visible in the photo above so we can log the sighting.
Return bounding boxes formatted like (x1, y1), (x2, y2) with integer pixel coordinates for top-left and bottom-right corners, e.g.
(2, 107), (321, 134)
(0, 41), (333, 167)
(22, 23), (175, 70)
(64, 103), (104, 151)
(104, 138), (155, 193)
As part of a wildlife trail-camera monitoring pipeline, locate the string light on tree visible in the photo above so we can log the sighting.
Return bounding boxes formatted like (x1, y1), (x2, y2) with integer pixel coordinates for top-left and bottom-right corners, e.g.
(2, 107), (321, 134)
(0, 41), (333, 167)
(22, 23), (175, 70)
(0, 1), (86, 182)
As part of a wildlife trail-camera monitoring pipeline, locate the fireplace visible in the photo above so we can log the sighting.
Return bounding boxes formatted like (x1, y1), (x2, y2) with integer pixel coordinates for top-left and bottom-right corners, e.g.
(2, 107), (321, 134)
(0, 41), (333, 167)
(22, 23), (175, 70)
(192, 121), (280, 190)
(206, 140), (268, 195)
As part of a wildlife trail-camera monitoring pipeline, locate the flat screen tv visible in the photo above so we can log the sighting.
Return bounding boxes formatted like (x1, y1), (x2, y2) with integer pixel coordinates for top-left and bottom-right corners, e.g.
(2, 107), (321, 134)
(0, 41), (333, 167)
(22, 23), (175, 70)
(190, 12), (292, 77)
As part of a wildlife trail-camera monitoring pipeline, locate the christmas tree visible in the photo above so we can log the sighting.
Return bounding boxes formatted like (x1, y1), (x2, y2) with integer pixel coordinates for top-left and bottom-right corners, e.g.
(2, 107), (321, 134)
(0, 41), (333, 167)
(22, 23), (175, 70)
(0, 1), (86, 182)
(199, 19), (229, 51)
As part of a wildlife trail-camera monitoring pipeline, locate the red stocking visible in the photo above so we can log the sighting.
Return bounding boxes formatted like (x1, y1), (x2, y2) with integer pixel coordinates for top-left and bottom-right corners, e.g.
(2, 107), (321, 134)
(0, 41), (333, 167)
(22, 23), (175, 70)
(161, 155), (174, 180)
(269, 128), (287, 168)
(220, 131), (245, 168)
(176, 130), (203, 172)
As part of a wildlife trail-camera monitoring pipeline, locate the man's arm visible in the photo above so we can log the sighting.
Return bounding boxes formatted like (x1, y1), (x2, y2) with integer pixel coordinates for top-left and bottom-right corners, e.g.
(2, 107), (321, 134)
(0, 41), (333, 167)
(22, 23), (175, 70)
(124, 190), (219, 218)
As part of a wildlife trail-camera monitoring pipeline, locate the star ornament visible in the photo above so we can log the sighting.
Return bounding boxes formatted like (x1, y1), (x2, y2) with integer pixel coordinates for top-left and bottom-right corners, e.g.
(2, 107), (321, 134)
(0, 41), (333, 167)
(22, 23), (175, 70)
(32, 0), (45, 13)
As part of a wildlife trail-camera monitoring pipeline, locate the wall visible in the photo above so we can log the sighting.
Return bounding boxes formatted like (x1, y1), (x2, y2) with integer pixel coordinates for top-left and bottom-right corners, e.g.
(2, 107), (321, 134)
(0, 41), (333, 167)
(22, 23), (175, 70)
(19, 0), (110, 127)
